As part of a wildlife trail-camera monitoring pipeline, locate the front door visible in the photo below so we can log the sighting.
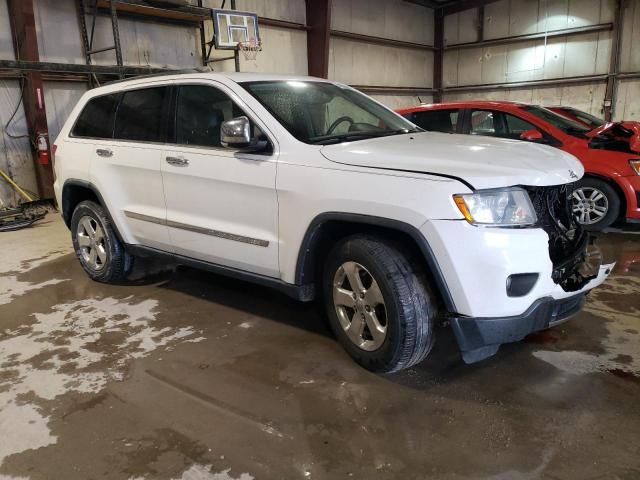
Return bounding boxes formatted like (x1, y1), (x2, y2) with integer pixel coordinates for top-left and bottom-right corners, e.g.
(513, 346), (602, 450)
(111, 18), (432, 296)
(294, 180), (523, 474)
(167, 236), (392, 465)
(161, 83), (279, 278)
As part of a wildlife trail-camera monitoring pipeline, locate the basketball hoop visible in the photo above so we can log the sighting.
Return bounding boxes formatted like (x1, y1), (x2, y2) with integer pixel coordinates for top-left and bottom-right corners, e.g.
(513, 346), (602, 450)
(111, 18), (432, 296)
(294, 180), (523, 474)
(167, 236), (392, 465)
(238, 38), (261, 61)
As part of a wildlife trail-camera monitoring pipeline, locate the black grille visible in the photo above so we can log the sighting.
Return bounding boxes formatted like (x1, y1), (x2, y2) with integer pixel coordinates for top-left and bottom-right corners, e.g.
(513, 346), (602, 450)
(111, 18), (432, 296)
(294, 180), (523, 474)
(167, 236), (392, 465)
(524, 183), (593, 292)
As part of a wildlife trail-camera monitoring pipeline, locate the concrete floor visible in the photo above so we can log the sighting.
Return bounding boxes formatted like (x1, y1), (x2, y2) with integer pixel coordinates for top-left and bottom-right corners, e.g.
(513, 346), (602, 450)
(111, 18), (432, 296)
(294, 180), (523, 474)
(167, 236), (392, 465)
(1, 215), (639, 480)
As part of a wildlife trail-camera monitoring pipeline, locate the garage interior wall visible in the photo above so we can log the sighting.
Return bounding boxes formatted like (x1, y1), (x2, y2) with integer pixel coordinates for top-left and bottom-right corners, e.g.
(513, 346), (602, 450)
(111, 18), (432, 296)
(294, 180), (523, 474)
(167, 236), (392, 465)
(329, 0), (435, 109)
(442, 0), (627, 119)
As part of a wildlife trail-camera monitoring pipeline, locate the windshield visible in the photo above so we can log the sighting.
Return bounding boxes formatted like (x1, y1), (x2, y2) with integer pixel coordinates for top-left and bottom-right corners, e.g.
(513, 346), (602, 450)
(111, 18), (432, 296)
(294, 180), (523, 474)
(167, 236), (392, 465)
(240, 80), (420, 144)
(521, 105), (591, 137)
(562, 108), (605, 129)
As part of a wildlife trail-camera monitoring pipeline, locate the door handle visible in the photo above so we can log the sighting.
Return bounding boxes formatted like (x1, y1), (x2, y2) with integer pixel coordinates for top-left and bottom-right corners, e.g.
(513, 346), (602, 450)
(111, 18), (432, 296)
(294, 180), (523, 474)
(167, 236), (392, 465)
(96, 148), (113, 158)
(166, 156), (189, 167)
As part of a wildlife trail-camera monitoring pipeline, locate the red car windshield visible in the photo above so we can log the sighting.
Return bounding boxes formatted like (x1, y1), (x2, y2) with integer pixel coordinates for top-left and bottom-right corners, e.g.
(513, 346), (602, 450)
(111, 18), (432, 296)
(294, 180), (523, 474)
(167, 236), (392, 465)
(521, 105), (591, 138)
(559, 108), (605, 129)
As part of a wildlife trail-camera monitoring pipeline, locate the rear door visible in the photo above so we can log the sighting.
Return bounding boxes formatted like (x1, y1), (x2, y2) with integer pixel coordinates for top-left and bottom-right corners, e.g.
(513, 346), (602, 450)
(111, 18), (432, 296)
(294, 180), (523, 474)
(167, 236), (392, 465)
(160, 82), (279, 278)
(88, 85), (172, 251)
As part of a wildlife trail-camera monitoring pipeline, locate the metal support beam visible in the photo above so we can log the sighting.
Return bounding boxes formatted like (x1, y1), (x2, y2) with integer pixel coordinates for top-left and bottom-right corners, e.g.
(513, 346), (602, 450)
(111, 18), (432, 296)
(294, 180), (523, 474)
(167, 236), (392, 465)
(443, 74), (608, 93)
(433, 9), (444, 103)
(230, 0), (240, 72)
(109, 1), (124, 77)
(305, 0), (332, 78)
(604, 0), (623, 121)
(440, 0), (500, 16)
(354, 85), (436, 95)
(445, 23), (613, 50)
(6, 0), (55, 200)
(0, 59), (177, 77)
(330, 30), (434, 51)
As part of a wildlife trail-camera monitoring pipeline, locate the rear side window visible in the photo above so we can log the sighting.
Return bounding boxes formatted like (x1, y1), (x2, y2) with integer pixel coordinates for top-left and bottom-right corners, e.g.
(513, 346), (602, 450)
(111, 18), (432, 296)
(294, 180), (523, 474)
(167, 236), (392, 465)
(411, 109), (459, 133)
(71, 94), (120, 139)
(114, 87), (169, 142)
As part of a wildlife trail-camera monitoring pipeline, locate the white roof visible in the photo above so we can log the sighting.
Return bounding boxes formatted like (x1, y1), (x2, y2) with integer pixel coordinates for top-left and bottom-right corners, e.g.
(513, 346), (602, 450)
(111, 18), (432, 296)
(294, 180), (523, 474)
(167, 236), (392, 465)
(93, 70), (333, 96)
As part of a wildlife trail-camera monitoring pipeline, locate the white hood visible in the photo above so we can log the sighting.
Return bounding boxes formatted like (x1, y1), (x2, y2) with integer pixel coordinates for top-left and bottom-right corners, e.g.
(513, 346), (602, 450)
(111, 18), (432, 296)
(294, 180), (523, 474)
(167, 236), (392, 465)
(320, 131), (584, 190)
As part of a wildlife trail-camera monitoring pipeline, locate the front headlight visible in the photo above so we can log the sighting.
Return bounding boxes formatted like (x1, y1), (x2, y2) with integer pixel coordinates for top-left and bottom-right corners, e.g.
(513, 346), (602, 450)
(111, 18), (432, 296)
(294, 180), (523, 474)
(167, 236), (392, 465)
(453, 187), (537, 227)
(629, 159), (640, 175)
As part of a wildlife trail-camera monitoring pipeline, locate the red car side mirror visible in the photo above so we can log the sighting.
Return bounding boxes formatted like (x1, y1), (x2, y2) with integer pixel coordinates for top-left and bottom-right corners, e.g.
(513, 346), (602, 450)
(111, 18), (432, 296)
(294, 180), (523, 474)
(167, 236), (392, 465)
(520, 129), (544, 142)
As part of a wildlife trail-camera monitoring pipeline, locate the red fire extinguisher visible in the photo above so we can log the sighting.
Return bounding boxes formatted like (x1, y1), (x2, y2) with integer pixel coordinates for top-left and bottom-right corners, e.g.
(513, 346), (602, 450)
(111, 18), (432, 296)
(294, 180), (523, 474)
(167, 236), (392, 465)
(36, 133), (49, 165)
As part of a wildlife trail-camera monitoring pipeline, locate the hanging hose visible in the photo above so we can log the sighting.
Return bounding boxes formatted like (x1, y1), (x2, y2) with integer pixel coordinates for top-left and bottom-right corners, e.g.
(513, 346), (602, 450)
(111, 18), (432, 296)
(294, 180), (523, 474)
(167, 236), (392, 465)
(3, 77), (30, 140)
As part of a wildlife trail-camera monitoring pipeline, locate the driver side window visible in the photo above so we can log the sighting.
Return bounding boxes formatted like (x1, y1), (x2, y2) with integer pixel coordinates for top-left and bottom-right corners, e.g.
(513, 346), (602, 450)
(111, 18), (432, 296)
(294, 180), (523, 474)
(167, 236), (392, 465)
(176, 85), (267, 149)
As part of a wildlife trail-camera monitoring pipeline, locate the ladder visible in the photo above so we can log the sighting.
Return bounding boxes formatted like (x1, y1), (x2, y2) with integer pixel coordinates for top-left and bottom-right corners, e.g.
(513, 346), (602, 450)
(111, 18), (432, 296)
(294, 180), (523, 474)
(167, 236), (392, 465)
(76, 0), (124, 84)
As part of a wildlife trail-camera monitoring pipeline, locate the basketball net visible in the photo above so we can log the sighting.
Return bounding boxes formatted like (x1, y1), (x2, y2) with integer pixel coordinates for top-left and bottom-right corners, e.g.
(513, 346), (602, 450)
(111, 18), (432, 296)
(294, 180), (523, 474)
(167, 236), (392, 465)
(238, 38), (261, 61)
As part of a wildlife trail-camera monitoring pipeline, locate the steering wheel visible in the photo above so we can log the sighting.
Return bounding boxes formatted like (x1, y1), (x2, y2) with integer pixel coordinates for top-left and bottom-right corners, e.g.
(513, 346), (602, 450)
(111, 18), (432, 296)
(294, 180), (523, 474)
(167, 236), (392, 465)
(327, 116), (355, 135)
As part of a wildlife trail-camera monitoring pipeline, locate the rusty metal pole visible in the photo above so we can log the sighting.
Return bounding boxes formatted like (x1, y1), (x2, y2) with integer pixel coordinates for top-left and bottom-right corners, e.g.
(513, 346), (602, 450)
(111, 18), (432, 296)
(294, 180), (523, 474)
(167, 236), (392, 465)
(7, 0), (55, 200)
(433, 8), (444, 103)
(305, 0), (332, 78)
(604, 0), (623, 121)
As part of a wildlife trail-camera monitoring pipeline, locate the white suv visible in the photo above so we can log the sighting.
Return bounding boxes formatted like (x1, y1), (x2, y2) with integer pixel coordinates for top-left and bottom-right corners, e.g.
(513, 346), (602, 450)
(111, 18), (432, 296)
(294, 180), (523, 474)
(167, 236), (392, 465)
(53, 72), (613, 372)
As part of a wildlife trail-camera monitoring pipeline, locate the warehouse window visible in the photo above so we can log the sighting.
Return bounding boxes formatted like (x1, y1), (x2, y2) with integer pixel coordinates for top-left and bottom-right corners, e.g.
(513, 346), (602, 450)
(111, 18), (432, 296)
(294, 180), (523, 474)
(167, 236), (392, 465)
(71, 94), (120, 139)
(114, 87), (169, 143)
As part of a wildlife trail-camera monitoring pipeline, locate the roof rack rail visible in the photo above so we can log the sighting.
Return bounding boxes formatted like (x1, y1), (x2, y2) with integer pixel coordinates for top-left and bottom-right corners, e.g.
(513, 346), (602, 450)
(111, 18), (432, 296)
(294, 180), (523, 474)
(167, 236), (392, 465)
(103, 67), (211, 85)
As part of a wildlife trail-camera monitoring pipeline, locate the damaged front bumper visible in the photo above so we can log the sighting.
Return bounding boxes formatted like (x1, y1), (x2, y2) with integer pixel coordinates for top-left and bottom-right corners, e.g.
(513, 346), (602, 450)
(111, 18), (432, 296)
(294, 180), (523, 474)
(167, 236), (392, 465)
(451, 261), (614, 363)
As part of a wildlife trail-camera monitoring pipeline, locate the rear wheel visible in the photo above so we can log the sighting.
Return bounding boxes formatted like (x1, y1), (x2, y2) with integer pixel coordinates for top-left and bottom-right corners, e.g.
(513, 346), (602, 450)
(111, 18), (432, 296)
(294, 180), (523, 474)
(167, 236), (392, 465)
(572, 178), (620, 231)
(71, 200), (133, 283)
(323, 235), (436, 373)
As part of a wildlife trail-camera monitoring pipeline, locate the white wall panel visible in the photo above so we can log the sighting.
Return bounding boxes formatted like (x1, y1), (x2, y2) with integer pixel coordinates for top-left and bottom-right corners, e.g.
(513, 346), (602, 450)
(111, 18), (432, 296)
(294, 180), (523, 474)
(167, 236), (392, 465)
(0, 81), (37, 207)
(614, 79), (640, 121)
(331, 0), (433, 45)
(329, 38), (433, 88)
(235, 0), (306, 24)
(236, 27), (308, 75)
(0, 0), (15, 60)
(444, 31), (611, 87)
(443, 82), (607, 117)
(620, 0), (640, 72)
(444, 8), (480, 46)
(44, 82), (88, 143)
(484, 0), (614, 40)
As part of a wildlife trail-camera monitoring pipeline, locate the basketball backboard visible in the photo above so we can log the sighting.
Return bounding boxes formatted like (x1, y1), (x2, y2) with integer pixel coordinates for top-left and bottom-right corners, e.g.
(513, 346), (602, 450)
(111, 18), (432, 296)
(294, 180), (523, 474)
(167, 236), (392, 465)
(212, 9), (260, 50)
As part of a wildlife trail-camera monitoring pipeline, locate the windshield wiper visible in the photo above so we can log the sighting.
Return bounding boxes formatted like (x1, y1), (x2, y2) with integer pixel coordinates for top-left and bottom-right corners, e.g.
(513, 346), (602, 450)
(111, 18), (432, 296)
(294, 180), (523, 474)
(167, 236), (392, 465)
(311, 128), (420, 145)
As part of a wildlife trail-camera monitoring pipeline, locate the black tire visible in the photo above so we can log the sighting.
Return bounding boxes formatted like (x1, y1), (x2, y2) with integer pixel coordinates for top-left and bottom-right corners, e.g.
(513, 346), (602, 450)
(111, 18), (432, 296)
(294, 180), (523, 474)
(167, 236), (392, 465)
(70, 200), (133, 283)
(323, 235), (436, 373)
(572, 177), (620, 231)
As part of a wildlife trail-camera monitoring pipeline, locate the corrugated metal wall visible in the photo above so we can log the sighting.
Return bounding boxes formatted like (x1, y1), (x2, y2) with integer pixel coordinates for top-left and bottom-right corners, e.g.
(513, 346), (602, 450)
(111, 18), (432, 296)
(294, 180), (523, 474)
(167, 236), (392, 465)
(442, 0), (628, 120)
(204, 0), (308, 74)
(328, 0), (434, 109)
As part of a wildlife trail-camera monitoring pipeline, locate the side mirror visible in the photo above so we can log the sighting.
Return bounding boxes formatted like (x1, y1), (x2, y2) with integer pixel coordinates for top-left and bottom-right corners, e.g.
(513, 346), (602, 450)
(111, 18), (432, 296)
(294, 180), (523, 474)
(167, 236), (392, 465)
(221, 116), (269, 152)
(520, 129), (544, 142)
(221, 116), (252, 148)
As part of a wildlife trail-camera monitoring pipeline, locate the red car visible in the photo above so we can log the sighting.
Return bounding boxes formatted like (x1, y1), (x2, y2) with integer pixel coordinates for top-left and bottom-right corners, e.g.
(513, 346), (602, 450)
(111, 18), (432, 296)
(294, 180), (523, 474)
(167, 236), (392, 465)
(547, 106), (605, 130)
(396, 101), (640, 230)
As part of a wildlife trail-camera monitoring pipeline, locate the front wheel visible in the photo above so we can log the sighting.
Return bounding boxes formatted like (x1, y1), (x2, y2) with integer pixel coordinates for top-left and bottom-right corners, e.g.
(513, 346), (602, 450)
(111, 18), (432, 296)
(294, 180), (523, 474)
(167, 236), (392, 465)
(572, 178), (620, 231)
(323, 236), (436, 373)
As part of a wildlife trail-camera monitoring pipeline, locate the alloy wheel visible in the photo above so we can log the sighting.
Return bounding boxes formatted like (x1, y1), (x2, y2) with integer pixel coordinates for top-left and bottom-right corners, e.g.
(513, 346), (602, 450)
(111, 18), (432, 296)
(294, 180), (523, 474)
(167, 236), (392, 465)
(76, 215), (107, 270)
(572, 187), (609, 225)
(332, 261), (388, 351)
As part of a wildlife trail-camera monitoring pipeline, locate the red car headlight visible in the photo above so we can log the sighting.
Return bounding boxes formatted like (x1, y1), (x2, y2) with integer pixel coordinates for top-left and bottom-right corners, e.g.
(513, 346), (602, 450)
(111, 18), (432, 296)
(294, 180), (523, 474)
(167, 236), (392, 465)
(630, 159), (640, 175)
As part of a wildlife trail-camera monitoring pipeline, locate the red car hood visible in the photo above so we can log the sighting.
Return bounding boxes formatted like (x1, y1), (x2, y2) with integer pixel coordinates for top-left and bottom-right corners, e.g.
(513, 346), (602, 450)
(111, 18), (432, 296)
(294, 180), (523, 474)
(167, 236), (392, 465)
(586, 121), (640, 152)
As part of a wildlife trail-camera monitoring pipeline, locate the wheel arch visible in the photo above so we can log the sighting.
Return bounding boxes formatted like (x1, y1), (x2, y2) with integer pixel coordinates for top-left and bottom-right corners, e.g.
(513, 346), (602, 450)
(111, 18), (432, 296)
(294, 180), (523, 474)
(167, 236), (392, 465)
(61, 179), (125, 243)
(580, 173), (627, 220)
(294, 213), (456, 313)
